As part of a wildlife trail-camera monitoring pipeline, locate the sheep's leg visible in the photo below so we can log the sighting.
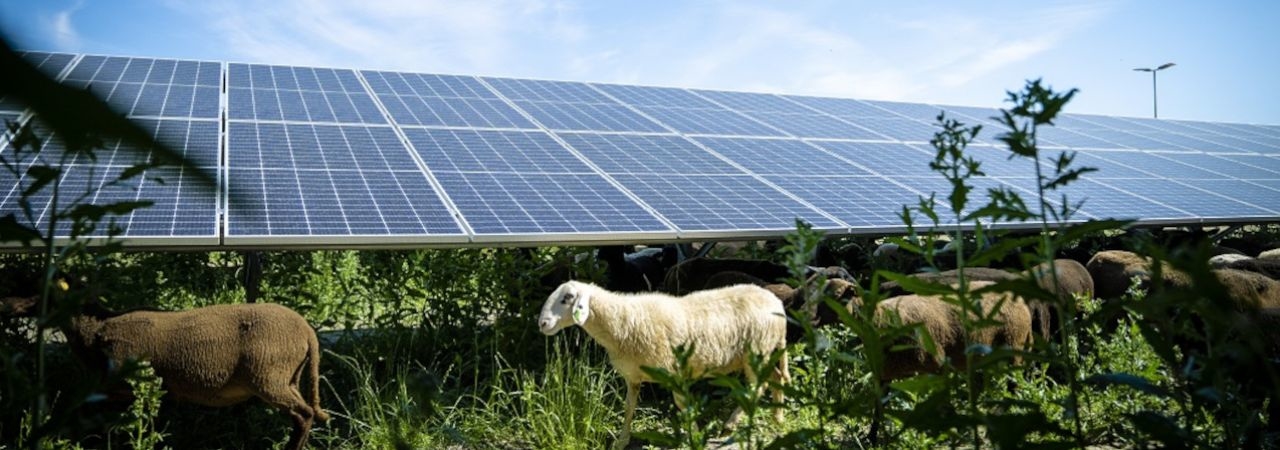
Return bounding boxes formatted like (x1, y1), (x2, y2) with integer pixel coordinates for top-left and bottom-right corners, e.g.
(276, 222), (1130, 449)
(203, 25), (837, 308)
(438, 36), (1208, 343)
(771, 349), (790, 423)
(259, 385), (316, 450)
(615, 382), (639, 450)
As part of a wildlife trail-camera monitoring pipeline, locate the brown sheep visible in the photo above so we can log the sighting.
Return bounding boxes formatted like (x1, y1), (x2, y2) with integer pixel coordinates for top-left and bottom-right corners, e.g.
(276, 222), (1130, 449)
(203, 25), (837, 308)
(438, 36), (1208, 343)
(1024, 259), (1095, 341)
(0, 295), (328, 450)
(854, 281), (1033, 381)
(879, 260), (1092, 341)
(852, 282), (1032, 444)
(1086, 250), (1190, 300)
(1088, 250), (1280, 309)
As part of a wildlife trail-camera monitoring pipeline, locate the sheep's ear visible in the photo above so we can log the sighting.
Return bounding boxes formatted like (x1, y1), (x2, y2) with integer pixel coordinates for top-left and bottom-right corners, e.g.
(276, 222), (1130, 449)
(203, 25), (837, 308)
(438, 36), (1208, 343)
(571, 291), (591, 326)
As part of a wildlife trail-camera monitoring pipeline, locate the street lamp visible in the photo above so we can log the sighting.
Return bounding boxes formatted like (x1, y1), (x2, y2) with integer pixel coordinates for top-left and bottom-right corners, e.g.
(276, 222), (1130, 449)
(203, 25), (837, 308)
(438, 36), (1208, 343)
(1133, 62), (1175, 119)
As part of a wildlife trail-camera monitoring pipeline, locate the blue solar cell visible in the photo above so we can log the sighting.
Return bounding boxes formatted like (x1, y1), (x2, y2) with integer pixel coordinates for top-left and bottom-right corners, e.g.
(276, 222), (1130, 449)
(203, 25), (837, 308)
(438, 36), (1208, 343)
(741, 112), (887, 140)
(227, 167), (461, 237)
(609, 174), (842, 231)
(64, 55), (103, 81)
(1036, 127), (1124, 149)
(382, 96), (534, 128)
(941, 105), (1004, 126)
(635, 106), (784, 136)
(1066, 151), (1159, 178)
(145, 59), (175, 83)
(514, 100), (666, 132)
(403, 128), (592, 173)
(838, 117), (938, 142)
(1096, 178), (1274, 218)
(17, 51), (76, 79)
(484, 77), (615, 104)
(766, 175), (925, 227)
(1151, 153), (1280, 179)
(1087, 151), (1231, 179)
(592, 84), (719, 109)
(229, 123), (419, 171)
(962, 146), (1050, 177)
(691, 90), (814, 114)
(786, 95), (898, 118)
(433, 171), (670, 234)
(693, 137), (870, 176)
(560, 133), (740, 175)
(896, 176), (1041, 223)
(229, 64), (384, 124)
(363, 71), (497, 99)
(1057, 179), (1190, 220)
(862, 100), (946, 122)
(1187, 180), (1280, 214)
(120, 58), (152, 83)
(809, 141), (934, 176)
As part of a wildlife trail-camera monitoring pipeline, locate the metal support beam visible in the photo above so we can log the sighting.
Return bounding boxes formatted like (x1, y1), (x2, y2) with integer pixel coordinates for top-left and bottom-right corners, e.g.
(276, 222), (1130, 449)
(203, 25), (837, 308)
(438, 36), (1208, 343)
(242, 251), (262, 303)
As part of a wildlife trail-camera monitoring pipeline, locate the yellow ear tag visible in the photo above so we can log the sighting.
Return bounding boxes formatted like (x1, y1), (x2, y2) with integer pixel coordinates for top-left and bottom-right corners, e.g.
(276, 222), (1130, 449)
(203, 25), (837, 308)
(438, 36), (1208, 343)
(572, 306), (586, 325)
(57, 279), (70, 291)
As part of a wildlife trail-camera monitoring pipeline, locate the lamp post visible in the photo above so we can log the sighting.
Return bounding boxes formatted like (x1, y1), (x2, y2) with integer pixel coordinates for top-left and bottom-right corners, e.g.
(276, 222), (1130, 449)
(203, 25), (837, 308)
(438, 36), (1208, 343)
(1133, 62), (1175, 118)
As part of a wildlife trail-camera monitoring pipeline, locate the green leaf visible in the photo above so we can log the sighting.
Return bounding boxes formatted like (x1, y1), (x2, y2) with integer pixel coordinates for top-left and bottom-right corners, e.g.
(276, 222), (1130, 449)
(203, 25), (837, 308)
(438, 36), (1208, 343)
(0, 213), (40, 244)
(1084, 372), (1171, 398)
(22, 165), (60, 197)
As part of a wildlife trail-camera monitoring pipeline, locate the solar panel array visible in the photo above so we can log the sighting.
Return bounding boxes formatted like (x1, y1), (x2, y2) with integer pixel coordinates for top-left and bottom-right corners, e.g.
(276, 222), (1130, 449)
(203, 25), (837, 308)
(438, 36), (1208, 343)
(2, 51), (1278, 249)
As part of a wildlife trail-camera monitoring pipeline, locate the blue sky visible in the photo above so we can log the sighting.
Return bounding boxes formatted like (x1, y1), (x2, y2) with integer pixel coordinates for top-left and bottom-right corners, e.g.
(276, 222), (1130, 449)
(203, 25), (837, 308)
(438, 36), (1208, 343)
(2, 0), (1277, 124)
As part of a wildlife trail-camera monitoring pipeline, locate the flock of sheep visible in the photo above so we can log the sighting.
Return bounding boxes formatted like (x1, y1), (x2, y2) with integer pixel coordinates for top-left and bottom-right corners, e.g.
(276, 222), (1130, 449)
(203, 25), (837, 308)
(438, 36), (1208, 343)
(3, 234), (1280, 449)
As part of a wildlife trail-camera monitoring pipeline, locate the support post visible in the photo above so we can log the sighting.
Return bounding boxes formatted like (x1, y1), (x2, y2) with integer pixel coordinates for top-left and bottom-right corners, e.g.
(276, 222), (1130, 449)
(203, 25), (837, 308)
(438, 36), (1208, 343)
(243, 251), (262, 303)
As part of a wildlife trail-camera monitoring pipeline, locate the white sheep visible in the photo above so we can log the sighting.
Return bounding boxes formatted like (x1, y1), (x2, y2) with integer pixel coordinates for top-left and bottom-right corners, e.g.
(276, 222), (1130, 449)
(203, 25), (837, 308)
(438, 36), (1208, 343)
(537, 280), (790, 449)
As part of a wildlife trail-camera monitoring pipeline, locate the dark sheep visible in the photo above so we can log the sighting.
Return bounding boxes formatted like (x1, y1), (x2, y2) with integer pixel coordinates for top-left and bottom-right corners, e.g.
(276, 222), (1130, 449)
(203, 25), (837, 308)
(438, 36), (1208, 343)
(0, 295), (329, 450)
(1224, 258), (1280, 281)
(598, 245), (673, 292)
(662, 257), (792, 295)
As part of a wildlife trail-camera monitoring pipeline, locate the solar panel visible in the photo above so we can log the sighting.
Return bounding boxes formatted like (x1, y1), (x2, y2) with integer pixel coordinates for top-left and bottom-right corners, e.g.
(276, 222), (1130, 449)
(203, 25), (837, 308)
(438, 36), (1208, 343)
(225, 123), (465, 244)
(1059, 179), (1192, 221)
(512, 100), (666, 132)
(1084, 151), (1234, 179)
(62, 55), (221, 119)
(0, 52), (78, 112)
(786, 95), (900, 118)
(3, 51), (1279, 249)
(0, 118), (219, 244)
(360, 71), (533, 129)
(633, 106), (784, 136)
(765, 175), (928, 227)
(811, 141), (935, 176)
(432, 172), (671, 237)
(840, 117), (939, 142)
(692, 90), (815, 114)
(592, 83), (719, 109)
(483, 77), (615, 104)
(399, 127), (673, 239)
(228, 63), (384, 124)
(1094, 178), (1276, 219)
(608, 174), (843, 234)
(693, 137), (872, 176)
(741, 112), (888, 140)
(559, 133), (741, 175)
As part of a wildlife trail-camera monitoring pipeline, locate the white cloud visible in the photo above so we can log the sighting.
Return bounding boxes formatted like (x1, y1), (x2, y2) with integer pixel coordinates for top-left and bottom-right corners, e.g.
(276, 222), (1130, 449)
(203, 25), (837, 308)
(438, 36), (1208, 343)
(47, 0), (84, 49)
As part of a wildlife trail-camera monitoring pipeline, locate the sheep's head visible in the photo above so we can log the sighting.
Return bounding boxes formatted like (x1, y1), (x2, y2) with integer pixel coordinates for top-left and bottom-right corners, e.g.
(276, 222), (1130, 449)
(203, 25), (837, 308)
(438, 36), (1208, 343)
(538, 281), (592, 335)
